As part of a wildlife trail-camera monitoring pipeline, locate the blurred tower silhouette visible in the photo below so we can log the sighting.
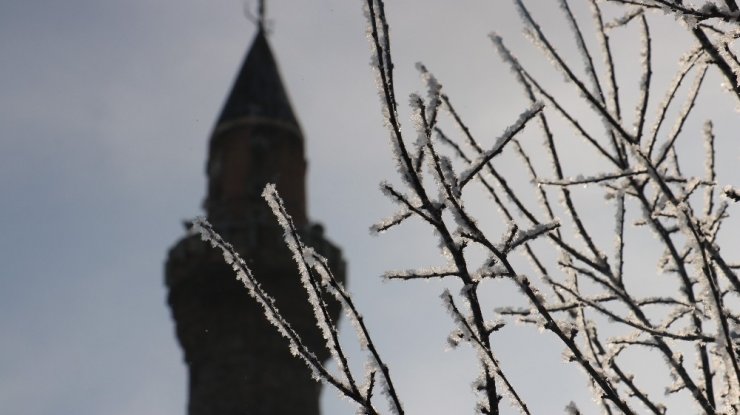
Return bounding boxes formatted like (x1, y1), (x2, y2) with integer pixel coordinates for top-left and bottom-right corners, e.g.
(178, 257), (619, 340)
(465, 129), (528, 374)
(165, 7), (345, 414)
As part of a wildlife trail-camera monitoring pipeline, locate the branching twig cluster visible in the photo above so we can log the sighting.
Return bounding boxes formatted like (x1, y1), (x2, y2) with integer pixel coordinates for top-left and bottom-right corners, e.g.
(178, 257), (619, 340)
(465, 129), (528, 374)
(197, 0), (739, 413)
(606, 0), (740, 100)
(192, 186), (403, 415)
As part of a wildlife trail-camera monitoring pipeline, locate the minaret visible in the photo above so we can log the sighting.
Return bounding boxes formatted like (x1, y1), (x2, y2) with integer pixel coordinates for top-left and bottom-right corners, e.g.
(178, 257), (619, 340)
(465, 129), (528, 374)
(165, 6), (345, 414)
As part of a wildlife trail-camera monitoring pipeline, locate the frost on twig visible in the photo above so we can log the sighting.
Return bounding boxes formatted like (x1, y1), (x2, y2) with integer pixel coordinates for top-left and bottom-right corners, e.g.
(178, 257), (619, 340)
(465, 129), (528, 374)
(202, 0), (739, 413)
(458, 101), (543, 189)
(725, 185), (740, 201)
(192, 182), (405, 414)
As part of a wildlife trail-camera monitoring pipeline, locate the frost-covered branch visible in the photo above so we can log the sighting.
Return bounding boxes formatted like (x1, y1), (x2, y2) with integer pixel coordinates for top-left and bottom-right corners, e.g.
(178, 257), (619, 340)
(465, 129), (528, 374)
(200, 0), (739, 413)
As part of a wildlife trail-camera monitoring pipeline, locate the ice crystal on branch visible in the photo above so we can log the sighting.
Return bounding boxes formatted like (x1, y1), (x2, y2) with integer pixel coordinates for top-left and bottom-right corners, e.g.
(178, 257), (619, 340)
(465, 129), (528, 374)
(197, 0), (740, 413)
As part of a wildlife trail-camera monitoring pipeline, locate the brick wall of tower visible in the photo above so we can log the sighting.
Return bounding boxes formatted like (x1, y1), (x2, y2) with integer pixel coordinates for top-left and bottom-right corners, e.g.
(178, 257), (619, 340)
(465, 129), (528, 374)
(204, 120), (307, 227)
(166, 216), (344, 414)
(165, 120), (345, 413)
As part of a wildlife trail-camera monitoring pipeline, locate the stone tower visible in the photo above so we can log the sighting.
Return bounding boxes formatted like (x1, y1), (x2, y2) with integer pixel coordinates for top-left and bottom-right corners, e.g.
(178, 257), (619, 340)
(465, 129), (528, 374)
(165, 12), (345, 415)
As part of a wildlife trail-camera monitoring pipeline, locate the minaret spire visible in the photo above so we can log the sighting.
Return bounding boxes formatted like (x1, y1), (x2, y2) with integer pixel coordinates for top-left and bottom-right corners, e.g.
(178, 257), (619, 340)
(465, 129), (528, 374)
(165, 3), (346, 413)
(206, 1), (303, 224)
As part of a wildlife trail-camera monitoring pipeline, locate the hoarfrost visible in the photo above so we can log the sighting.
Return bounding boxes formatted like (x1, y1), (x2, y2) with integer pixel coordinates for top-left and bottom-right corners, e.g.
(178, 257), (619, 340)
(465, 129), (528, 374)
(458, 102), (543, 189)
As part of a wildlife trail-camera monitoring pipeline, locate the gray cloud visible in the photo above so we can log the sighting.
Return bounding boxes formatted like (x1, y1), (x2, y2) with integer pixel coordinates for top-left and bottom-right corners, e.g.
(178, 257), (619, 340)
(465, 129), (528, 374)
(2, 1), (738, 414)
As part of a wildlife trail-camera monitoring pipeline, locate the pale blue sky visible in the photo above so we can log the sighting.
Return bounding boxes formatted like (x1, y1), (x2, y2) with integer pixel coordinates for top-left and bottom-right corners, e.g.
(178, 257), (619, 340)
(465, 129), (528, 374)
(1, 1), (737, 414)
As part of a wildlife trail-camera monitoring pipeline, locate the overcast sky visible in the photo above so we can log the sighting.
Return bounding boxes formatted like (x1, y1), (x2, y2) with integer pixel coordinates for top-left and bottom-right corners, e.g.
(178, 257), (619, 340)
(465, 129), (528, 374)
(1, 1), (738, 414)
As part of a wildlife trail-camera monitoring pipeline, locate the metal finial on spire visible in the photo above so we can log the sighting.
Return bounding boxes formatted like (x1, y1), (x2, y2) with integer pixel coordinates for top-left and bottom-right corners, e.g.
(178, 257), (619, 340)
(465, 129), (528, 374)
(245, 0), (269, 33)
(257, 0), (265, 31)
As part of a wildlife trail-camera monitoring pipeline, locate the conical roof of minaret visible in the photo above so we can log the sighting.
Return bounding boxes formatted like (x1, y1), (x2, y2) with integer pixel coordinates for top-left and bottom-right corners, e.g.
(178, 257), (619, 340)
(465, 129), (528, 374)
(215, 28), (299, 130)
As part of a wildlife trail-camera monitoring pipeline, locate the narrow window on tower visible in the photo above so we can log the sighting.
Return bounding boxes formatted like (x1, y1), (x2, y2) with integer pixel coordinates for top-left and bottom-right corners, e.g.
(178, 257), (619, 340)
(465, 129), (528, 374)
(208, 148), (223, 200)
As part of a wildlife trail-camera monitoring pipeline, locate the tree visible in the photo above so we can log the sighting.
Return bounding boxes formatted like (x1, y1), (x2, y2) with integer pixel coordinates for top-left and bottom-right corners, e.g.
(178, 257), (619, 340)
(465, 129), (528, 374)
(194, 0), (740, 413)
